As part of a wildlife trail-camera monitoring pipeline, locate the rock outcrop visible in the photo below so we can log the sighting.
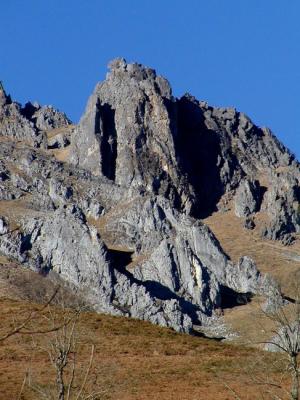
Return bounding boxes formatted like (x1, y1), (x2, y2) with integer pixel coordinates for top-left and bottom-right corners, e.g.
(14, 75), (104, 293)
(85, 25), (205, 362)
(261, 171), (300, 243)
(0, 83), (71, 148)
(234, 179), (261, 218)
(69, 59), (300, 242)
(0, 59), (298, 334)
(69, 58), (193, 213)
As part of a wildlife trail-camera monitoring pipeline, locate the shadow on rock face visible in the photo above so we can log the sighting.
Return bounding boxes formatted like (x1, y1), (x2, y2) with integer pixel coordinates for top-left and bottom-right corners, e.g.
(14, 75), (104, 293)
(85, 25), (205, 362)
(219, 285), (253, 309)
(142, 280), (203, 324)
(95, 101), (117, 181)
(176, 96), (226, 218)
(106, 248), (134, 271)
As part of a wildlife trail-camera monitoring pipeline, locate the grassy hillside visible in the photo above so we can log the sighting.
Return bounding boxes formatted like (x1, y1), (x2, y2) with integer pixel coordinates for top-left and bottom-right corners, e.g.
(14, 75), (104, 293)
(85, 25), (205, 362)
(0, 198), (298, 399)
(0, 294), (288, 400)
(204, 206), (300, 344)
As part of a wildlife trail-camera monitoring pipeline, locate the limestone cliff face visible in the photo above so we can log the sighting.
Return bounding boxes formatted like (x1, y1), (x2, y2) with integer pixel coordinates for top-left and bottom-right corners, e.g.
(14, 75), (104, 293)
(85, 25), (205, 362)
(69, 59), (300, 240)
(69, 58), (194, 212)
(0, 59), (298, 334)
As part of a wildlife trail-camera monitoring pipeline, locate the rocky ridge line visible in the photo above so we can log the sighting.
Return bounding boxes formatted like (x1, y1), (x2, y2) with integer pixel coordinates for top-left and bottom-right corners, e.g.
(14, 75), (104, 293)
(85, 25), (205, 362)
(0, 60), (298, 334)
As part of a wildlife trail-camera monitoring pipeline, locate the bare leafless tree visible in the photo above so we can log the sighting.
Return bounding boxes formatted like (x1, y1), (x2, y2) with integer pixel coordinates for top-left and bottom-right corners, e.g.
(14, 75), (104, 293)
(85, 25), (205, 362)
(222, 284), (300, 400)
(28, 300), (104, 400)
(0, 287), (60, 342)
(260, 290), (300, 400)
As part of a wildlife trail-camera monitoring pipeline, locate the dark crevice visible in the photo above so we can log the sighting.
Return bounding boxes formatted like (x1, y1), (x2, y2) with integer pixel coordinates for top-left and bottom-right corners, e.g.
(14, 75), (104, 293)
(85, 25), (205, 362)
(20, 234), (33, 253)
(176, 96), (225, 218)
(95, 102), (117, 181)
(0, 171), (9, 181)
(295, 186), (300, 201)
(258, 185), (268, 211)
(219, 285), (253, 309)
(282, 295), (296, 304)
(48, 143), (59, 150)
(107, 248), (134, 272)
(190, 330), (225, 340)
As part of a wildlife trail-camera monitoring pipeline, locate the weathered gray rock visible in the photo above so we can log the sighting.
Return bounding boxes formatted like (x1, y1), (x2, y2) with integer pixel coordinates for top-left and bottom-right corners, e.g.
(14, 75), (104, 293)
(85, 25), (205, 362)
(234, 179), (261, 218)
(69, 58), (194, 213)
(0, 90), (71, 149)
(95, 194), (270, 317)
(49, 178), (73, 206)
(15, 205), (193, 332)
(47, 130), (71, 149)
(0, 59), (298, 335)
(0, 100), (45, 147)
(22, 101), (71, 131)
(0, 230), (25, 263)
(68, 60), (299, 236)
(32, 105), (71, 131)
(261, 171), (300, 243)
(0, 217), (8, 235)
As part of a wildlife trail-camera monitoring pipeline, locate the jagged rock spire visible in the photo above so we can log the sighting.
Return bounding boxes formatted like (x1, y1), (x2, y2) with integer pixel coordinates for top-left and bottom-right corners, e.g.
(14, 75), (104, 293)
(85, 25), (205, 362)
(69, 58), (194, 212)
(0, 81), (11, 107)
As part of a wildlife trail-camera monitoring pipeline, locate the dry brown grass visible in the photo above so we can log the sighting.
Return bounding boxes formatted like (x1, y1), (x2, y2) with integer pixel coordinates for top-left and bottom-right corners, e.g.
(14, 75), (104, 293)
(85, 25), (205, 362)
(0, 202), (296, 398)
(204, 208), (300, 295)
(46, 125), (75, 140)
(46, 124), (75, 162)
(204, 207), (300, 345)
(87, 197), (140, 251)
(0, 295), (289, 400)
(51, 146), (71, 162)
(0, 196), (47, 231)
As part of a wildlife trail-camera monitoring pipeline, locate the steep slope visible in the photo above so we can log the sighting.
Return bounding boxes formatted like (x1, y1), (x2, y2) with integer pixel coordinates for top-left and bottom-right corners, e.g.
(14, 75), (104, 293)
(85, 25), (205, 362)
(0, 296), (287, 400)
(0, 59), (298, 335)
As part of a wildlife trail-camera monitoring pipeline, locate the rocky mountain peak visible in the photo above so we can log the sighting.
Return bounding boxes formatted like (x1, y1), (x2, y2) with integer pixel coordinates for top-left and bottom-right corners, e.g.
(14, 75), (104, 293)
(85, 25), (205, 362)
(69, 59), (190, 211)
(0, 59), (299, 335)
(69, 59), (300, 234)
(106, 58), (172, 98)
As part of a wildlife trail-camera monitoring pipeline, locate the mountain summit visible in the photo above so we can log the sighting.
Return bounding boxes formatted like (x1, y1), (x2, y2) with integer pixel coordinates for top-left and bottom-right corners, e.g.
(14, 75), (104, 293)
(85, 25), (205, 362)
(0, 59), (299, 334)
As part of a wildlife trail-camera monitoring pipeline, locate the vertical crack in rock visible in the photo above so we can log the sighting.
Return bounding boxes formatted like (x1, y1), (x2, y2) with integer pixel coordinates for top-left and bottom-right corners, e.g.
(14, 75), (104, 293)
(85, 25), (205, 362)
(95, 102), (117, 181)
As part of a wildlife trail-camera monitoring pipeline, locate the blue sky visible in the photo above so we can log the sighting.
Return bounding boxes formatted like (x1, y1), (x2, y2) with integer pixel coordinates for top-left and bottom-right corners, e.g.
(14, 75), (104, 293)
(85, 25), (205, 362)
(1, 0), (299, 157)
